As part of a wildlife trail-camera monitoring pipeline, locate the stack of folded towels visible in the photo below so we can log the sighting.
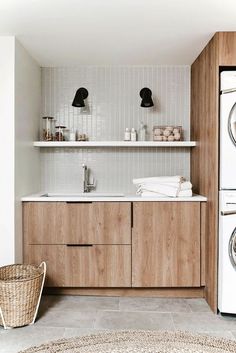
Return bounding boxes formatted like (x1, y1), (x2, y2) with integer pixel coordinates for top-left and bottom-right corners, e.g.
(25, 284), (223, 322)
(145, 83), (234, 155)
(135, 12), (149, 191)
(133, 176), (192, 197)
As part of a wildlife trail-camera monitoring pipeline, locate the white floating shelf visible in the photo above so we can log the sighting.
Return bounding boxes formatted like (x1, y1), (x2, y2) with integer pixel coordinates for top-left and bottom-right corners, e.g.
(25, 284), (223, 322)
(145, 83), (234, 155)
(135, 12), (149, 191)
(34, 141), (197, 147)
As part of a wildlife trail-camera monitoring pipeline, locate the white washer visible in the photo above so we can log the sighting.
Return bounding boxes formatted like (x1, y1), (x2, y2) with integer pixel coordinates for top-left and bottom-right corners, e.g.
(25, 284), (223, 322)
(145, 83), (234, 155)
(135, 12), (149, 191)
(218, 190), (236, 314)
(220, 71), (236, 189)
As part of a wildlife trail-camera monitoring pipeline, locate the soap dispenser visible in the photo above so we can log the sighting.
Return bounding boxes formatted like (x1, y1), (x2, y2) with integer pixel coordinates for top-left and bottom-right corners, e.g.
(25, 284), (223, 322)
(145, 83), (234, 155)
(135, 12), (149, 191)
(124, 128), (131, 141)
(131, 128), (137, 141)
(138, 121), (146, 141)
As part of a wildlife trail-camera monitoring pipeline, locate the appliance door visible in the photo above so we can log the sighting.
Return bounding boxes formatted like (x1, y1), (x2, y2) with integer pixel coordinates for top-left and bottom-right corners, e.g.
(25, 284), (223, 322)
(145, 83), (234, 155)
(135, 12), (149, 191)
(220, 91), (236, 189)
(218, 213), (236, 313)
(221, 71), (236, 92)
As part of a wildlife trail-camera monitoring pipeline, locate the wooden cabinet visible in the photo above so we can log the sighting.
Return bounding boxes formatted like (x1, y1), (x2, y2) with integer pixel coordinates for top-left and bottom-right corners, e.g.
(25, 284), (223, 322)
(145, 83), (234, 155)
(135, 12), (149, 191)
(24, 202), (131, 245)
(66, 202), (131, 244)
(66, 245), (131, 287)
(25, 244), (131, 288)
(132, 202), (201, 287)
(23, 202), (67, 244)
(23, 200), (204, 290)
(25, 245), (66, 287)
(23, 201), (132, 288)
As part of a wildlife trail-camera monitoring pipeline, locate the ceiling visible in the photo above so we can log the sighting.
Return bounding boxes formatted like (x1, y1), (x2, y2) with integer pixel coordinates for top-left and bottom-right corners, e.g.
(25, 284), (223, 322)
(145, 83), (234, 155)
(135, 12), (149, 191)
(0, 0), (236, 66)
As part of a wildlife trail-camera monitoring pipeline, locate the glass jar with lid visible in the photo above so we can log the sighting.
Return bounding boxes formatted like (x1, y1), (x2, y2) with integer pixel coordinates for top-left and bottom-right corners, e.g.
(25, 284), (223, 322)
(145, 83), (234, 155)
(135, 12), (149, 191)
(42, 116), (54, 141)
(55, 125), (66, 141)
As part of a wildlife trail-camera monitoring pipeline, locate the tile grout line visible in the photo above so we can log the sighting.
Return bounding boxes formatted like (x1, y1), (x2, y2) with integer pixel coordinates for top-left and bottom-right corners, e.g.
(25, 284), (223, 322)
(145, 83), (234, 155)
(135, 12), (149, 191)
(183, 299), (193, 313)
(39, 308), (197, 314)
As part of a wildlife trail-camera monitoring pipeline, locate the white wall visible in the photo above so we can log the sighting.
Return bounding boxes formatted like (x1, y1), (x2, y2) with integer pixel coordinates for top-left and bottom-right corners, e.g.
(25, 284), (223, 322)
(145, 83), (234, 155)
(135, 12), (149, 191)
(0, 37), (15, 266)
(0, 37), (41, 266)
(41, 66), (190, 194)
(15, 40), (41, 263)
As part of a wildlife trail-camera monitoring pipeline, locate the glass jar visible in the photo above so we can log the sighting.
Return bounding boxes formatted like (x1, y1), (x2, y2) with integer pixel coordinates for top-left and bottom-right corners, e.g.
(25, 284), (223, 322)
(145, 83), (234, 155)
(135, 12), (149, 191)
(42, 116), (54, 141)
(55, 125), (66, 141)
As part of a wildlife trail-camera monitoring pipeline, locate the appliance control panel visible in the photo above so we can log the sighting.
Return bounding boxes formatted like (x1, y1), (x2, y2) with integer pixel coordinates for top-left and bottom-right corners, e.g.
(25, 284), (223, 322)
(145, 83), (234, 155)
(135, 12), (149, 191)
(220, 191), (236, 215)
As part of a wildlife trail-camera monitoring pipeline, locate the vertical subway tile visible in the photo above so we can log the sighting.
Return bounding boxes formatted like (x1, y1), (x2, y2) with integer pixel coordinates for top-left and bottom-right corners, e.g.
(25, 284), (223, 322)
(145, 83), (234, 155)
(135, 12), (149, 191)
(40, 66), (190, 193)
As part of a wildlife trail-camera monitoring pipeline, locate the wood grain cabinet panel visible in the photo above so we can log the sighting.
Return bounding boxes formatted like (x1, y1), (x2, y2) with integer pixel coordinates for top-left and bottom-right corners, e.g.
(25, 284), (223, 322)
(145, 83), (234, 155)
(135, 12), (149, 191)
(25, 245), (66, 287)
(23, 202), (67, 244)
(132, 202), (201, 287)
(66, 245), (131, 287)
(66, 202), (131, 245)
(24, 201), (131, 245)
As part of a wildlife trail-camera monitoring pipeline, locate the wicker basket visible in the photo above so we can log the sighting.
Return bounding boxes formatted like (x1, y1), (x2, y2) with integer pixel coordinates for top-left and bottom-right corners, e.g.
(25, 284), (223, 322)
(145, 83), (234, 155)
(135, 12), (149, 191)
(153, 125), (183, 141)
(0, 262), (46, 329)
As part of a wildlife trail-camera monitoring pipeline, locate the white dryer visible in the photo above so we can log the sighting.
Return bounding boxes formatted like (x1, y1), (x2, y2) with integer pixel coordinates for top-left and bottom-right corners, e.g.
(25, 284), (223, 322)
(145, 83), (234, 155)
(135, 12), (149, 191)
(218, 190), (236, 314)
(220, 71), (236, 189)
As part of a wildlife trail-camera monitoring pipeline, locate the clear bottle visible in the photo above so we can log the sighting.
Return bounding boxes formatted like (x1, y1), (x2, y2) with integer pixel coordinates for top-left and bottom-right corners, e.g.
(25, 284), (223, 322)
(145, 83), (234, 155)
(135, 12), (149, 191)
(55, 125), (66, 141)
(131, 128), (137, 141)
(69, 130), (76, 141)
(138, 121), (146, 141)
(124, 128), (131, 141)
(42, 116), (54, 141)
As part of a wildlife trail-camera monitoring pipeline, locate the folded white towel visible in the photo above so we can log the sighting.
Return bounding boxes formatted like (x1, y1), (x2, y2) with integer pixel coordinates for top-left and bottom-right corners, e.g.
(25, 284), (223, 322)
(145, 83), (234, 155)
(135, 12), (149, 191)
(137, 183), (190, 197)
(137, 181), (192, 192)
(138, 185), (177, 197)
(133, 176), (186, 185)
(141, 189), (193, 198)
(158, 181), (192, 191)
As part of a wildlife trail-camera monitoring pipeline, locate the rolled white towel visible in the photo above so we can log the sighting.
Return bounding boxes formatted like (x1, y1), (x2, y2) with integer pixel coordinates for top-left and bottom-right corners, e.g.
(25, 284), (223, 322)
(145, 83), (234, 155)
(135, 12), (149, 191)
(133, 176), (185, 185)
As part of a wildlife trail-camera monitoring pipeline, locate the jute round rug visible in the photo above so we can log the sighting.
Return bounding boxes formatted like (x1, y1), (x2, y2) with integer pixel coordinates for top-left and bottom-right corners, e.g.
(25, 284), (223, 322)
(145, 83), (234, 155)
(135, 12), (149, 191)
(19, 330), (236, 353)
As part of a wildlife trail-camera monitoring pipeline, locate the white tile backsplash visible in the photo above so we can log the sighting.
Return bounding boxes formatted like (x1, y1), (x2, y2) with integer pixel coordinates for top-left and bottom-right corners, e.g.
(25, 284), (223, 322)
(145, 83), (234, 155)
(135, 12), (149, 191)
(41, 66), (190, 193)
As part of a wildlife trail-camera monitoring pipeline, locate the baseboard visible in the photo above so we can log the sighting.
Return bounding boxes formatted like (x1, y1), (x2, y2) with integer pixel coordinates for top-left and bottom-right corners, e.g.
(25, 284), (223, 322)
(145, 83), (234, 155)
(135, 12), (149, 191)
(44, 287), (205, 298)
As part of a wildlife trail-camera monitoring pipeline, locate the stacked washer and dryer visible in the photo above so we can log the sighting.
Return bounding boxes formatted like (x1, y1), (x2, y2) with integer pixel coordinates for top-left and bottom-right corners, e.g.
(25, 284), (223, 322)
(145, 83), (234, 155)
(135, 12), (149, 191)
(218, 71), (236, 314)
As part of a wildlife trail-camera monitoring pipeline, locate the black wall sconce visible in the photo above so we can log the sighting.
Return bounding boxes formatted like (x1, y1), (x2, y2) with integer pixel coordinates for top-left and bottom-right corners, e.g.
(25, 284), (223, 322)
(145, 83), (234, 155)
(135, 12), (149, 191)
(72, 87), (89, 107)
(140, 87), (154, 108)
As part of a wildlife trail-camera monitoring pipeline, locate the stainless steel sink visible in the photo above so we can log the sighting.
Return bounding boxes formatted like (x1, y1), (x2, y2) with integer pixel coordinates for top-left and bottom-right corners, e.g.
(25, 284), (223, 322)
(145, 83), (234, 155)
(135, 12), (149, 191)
(42, 192), (125, 197)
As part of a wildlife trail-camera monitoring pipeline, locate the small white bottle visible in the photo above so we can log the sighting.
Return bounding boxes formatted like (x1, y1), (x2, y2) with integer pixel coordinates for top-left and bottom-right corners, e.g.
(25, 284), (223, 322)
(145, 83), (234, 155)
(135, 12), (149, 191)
(124, 128), (131, 141)
(138, 121), (146, 141)
(131, 128), (137, 141)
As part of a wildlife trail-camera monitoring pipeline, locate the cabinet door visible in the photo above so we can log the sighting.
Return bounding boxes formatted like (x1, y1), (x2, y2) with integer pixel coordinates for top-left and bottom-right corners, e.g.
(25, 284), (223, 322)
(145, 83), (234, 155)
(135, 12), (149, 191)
(25, 245), (66, 287)
(23, 202), (67, 244)
(132, 202), (201, 287)
(66, 202), (131, 244)
(66, 245), (131, 287)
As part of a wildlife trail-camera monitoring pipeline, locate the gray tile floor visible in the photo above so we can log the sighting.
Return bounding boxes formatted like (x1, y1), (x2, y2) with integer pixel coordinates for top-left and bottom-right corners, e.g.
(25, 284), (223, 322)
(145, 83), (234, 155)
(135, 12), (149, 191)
(1, 296), (236, 353)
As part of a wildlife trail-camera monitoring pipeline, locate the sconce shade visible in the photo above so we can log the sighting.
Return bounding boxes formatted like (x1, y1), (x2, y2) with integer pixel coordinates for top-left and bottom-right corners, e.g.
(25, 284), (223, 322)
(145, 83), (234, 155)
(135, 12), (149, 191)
(140, 87), (154, 108)
(72, 87), (89, 107)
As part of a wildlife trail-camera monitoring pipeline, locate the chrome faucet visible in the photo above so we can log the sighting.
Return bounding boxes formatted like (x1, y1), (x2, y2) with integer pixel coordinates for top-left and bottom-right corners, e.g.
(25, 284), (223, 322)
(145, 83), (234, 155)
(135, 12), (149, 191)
(82, 164), (96, 193)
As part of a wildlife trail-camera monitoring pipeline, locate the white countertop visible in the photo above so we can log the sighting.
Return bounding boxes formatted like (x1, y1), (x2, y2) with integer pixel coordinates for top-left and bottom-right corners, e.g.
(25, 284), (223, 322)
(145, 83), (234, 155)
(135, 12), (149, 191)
(21, 192), (207, 202)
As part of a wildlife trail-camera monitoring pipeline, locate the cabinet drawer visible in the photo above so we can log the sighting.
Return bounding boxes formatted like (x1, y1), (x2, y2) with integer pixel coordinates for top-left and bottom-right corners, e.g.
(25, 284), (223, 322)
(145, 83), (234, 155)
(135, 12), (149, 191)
(24, 202), (131, 245)
(23, 202), (67, 244)
(66, 202), (131, 244)
(66, 245), (131, 287)
(25, 245), (66, 287)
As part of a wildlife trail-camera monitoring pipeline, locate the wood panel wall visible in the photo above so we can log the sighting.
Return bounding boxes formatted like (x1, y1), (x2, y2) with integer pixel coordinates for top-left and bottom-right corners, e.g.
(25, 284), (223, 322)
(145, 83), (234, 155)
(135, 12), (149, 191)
(218, 32), (236, 65)
(191, 32), (236, 312)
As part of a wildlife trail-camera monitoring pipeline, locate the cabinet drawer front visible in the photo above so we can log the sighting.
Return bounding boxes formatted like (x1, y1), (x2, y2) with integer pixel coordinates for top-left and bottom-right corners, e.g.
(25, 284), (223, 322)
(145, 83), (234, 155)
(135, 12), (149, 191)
(25, 245), (66, 287)
(66, 245), (131, 287)
(23, 202), (67, 244)
(66, 202), (131, 244)
(132, 202), (201, 287)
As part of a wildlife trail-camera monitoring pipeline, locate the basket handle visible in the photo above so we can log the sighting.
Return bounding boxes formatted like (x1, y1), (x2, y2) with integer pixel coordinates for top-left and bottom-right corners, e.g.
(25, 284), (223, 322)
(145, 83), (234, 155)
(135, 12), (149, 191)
(30, 261), (47, 325)
(39, 261), (47, 276)
(0, 307), (7, 329)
